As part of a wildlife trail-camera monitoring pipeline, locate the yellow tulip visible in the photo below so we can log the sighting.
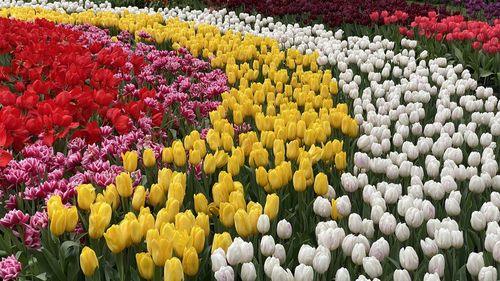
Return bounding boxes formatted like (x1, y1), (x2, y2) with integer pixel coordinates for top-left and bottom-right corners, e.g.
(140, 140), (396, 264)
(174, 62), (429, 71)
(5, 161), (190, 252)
(227, 155), (240, 176)
(149, 183), (165, 207)
(335, 151), (347, 171)
(189, 226), (205, 254)
(206, 129), (221, 151)
(162, 147), (174, 164)
(132, 185), (146, 211)
(314, 172), (328, 196)
(164, 257), (184, 281)
(88, 202), (112, 239)
(175, 211), (195, 233)
(331, 199), (342, 220)
(193, 140), (206, 157)
(264, 193), (279, 220)
(195, 212), (209, 236)
(193, 193), (208, 214)
(158, 168), (172, 192)
(286, 140), (300, 160)
(182, 247), (199, 276)
(211, 232), (232, 253)
(155, 200), (180, 229)
(219, 202), (235, 228)
(146, 229), (160, 254)
(293, 170), (307, 192)
(136, 252), (154, 280)
(139, 210), (155, 237)
(76, 184), (96, 210)
(234, 209), (251, 238)
(172, 141), (186, 167)
(50, 208), (67, 236)
(47, 195), (63, 220)
(104, 184), (120, 210)
(255, 167), (268, 187)
(168, 182), (185, 205)
(248, 207), (261, 235)
(65, 206), (78, 232)
(172, 230), (189, 258)
(188, 149), (201, 166)
(116, 172), (133, 197)
(214, 150), (229, 168)
(104, 225), (126, 253)
(228, 191), (246, 211)
(203, 153), (216, 174)
(122, 151), (138, 172)
(80, 247), (98, 277)
(151, 238), (173, 266)
(143, 148), (156, 168)
(268, 169), (282, 190)
(129, 219), (143, 244)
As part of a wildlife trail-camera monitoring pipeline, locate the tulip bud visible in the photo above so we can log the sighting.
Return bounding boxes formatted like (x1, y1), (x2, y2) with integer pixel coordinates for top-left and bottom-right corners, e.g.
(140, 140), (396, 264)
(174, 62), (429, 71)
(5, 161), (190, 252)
(136, 252), (154, 280)
(65, 206), (78, 232)
(211, 249), (227, 272)
(182, 247), (199, 276)
(76, 184), (96, 210)
(50, 208), (67, 236)
(293, 170), (307, 192)
(336, 195), (351, 217)
(393, 269), (411, 281)
(313, 246), (331, 274)
(203, 154), (216, 174)
(294, 264), (313, 281)
(257, 214), (270, 234)
(122, 151), (138, 172)
(116, 172), (133, 197)
(241, 262), (257, 281)
(314, 172), (328, 195)
(143, 148), (156, 168)
(335, 267), (350, 281)
(104, 225), (125, 253)
(395, 223), (410, 242)
(351, 243), (366, 265)
(132, 186), (146, 211)
(335, 151), (347, 170)
(399, 246), (419, 271)
(420, 238), (439, 257)
(467, 252), (484, 276)
(363, 256), (382, 278)
(379, 213), (397, 235)
(80, 247), (98, 277)
(260, 235), (275, 257)
(369, 237), (389, 262)
(277, 219), (292, 239)
(424, 272), (440, 281)
(298, 245), (316, 266)
(264, 257), (280, 278)
(428, 254), (445, 277)
(164, 257), (184, 281)
(478, 266), (497, 281)
(264, 194), (279, 220)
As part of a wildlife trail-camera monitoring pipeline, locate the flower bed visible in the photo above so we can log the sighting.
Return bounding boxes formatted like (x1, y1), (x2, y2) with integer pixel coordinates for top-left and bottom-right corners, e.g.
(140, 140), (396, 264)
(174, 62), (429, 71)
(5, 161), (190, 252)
(0, 2), (499, 281)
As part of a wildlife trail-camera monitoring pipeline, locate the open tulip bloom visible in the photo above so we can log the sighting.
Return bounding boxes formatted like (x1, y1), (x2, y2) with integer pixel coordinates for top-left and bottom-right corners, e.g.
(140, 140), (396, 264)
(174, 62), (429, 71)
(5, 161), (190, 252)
(0, 0), (499, 281)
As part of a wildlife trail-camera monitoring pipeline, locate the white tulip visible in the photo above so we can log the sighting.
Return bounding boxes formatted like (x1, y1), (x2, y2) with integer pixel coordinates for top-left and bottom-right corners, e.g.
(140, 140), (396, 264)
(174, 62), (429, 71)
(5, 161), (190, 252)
(393, 269), (411, 281)
(470, 175), (485, 193)
(257, 214), (270, 234)
(371, 205), (385, 224)
(362, 219), (375, 238)
(294, 264), (313, 281)
(351, 243), (367, 265)
(369, 237), (390, 261)
(451, 230), (464, 248)
(423, 272), (440, 281)
(271, 266), (289, 281)
(405, 207), (424, 228)
(493, 241), (500, 262)
(335, 267), (351, 281)
(349, 213), (363, 234)
(362, 256), (383, 278)
(471, 211), (487, 231)
(420, 238), (439, 257)
(478, 266), (497, 281)
(395, 223), (410, 242)
(241, 263), (257, 281)
(428, 254), (445, 277)
(312, 246), (331, 274)
(226, 240), (243, 266)
(273, 244), (286, 265)
(211, 249), (227, 272)
(215, 266), (235, 281)
(313, 197), (332, 218)
(399, 246), (419, 271)
(264, 257), (280, 278)
(336, 196), (352, 216)
(467, 252), (484, 276)
(379, 212), (397, 235)
(260, 235), (275, 256)
(277, 219), (292, 240)
(298, 245), (316, 266)
(445, 197), (461, 216)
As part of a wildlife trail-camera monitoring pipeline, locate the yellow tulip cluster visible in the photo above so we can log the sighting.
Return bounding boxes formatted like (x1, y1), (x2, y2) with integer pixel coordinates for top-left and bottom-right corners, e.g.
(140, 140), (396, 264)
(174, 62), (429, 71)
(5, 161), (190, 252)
(47, 195), (78, 236)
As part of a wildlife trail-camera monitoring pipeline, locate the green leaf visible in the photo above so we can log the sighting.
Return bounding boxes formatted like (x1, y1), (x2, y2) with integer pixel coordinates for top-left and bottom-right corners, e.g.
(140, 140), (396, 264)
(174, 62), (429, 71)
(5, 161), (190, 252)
(40, 248), (67, 281)
(479, 69), (494, 78)
(452, 45), (464, 64)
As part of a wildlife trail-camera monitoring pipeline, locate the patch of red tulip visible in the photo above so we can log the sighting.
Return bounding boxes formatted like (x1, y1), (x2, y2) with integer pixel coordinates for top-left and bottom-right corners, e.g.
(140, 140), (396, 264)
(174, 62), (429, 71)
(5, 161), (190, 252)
(404, 12), (500, 53)
(369, 10), (409, 25)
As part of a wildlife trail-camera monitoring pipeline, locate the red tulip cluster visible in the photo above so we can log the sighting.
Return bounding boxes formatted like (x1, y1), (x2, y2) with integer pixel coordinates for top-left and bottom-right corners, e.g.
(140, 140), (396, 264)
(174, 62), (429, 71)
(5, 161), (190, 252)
(408, 12), (500, 53)
(369, 10), (409, 25)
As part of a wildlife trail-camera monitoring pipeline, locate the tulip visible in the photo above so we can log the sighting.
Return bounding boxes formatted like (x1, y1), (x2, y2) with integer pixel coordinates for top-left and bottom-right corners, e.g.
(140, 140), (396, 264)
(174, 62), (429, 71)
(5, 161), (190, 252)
(211, 249), (227, 272)
(215, 266), (234, 281)
(103, 225), (125, 253)
(182, 247), (199, 276)
(195, 212), (209, 236)
(335, 267), (350, 281)
(149, 184), (165, 207)
(219, 202), (235, 228)
(162, 147), (173, 164)
(351, 243), (366, 265)
(89, 203), (112, 239)
(257, 214), (270, 234)
(76, 184), (96, 210)
(294, 264), (313, 281)
(255, 167), (269, 187)
(314, 172), (328, 195)
(50, 208), (67, 236)
(241, 262), (257, 281)
(80, 247), (98, 277)
(173, 141), (186, 167)
(369, 237), (389, 262)
(424, 272), (441, 281)
(335, 151), (347, 170)
(298, 245), (316, 266)
(264, 194), (279, 220)
(189, 149), (201, 166)
(104, 184), (120, 210)
(164, 257), (184, 281)
(136, 253), (154, 280)
(260, 235), (275, 257)
(362, 256), (382, 278)
(234, 209), (251, 237)
(393, 269), (411, 281)
(379, 213), (397, 235)
(193, 193), (208, 214)
(65, 206), (78, 232)
(122, 151), (138, 172)
(395, 223), (410, 242)
(189, 226), (205, 254)
(132, 185), (146, 211)
(212, 232), (232, 253)
(293, 170), (307, 192)
(158, 168), (172, 191)
(428, 254), (445, 277)
(467, 252), (484, 276)
(264, 257), (280, 278)
(478, 266), (497, 281)
(143, 148), (156, 168)
(277, 219), (292, 239)
(313, 246), (331, 274)
(399, 246), (419, 271)
(116, 172), (133, 197)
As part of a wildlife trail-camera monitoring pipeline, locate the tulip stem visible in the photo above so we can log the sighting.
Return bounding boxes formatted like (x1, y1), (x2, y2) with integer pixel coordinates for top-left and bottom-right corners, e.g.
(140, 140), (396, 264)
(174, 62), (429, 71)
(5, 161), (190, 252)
(116, 252), (125, 281)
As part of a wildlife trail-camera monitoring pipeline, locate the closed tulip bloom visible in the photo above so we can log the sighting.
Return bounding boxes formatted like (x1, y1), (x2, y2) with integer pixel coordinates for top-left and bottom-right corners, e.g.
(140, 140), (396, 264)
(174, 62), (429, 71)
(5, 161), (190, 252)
(162, 147), (174, 164)
(149, 184), (165, 207)
(76, 184), (96, 210)
(255, 167), (269, 187)
(104, 225), (125, 253)
(212, 232), (232, 253)
(190, 226), (205, 254)
(351, 243), (366, 265)
(294, 264), (313, 281)
(399, 246), (419, 271)
(277, 219), (292, 240)
(189, 149), (201, 166)
(369, 237), (390, 262)
(155, 201), (180, 229)
(234, 209), (251, 238)
(229, 191), (246, 211)
(314, 172), (328, 195)
(424, 272), (441, 281)
(104, 184), (120, 210)
(50, 208), (67, 236)
(260, 235), (276, 257)
(182, 247), (199, 276)
(61, 206), (77, 232)
(428, 254), (445, 277)
(80, 247), (98, 277)
(227, 156), (241, 176)
(175, 211), (195, 233)
(203, 154), (217, 174)
(132, 185), (146, 211)
(335, 151), (347, 170)
(286, 140), (300, 160)
(264, 194), (279, 220)
(467, 252), (484, 276)
(143, 148), (156, 168)
(164, 257), (184, 281)
(122, 151), (138, 172)
(219, 202), (236, 228)
(393, 269), (411, 281)
(268, 169), (282, 190)
(293, 169), (307, 192)
(257, 214), (270, 234)
(241, 262), (257, 281)
(158, 168), (172, 192)
(89, 203), (112, 239)
(335, 267), (350, 281)
(194, 193), (208, 214)
(215, 266), (234, 281)
(478, 266), (497, 281)
(136, 252), (154, 280)
(139, 211), (155, 237)
(129, 219), (143, 244)
(173, 142), (186, 167)
(47, 195), (63, 220)
(195, 213), (209, 236)
(116, 172), (133, 197)
(151, 238), (173, 266)
(363, 257), (382, 278)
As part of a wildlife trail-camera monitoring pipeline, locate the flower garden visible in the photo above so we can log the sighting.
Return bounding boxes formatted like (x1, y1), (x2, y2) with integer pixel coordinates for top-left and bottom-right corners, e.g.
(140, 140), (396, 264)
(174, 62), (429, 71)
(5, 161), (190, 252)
(0, 0), (499, 280)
